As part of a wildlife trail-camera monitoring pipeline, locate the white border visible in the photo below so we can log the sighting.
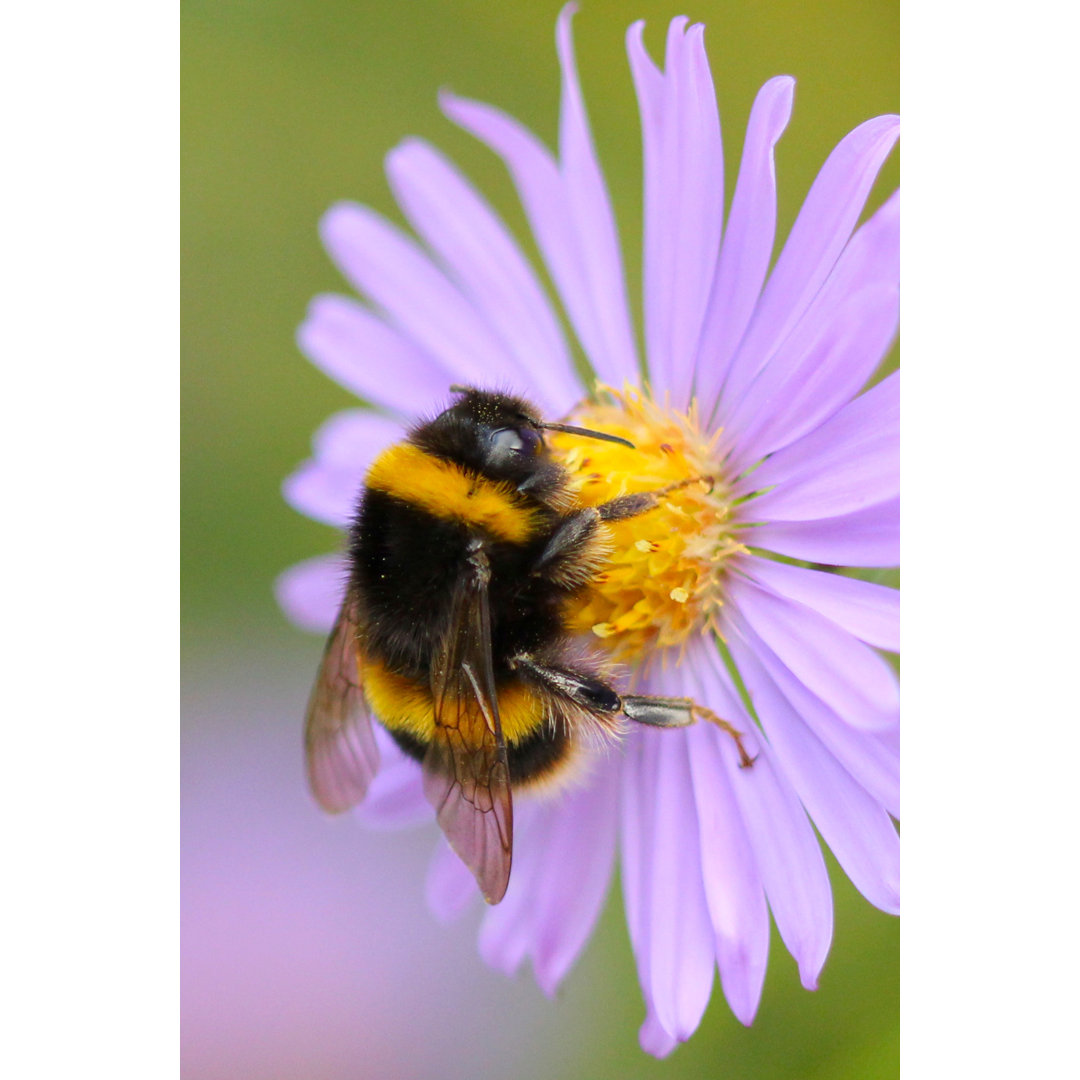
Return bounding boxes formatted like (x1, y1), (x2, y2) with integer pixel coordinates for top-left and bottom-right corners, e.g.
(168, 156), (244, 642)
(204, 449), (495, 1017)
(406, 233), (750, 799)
(3, 5), (178, 1076)
(904, 2), (1076, 1075)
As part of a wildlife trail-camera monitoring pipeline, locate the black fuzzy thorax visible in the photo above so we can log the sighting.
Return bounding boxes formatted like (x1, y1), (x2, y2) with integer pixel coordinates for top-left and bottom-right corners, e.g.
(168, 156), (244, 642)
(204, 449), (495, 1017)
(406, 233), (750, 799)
(349, 486), (569, 682)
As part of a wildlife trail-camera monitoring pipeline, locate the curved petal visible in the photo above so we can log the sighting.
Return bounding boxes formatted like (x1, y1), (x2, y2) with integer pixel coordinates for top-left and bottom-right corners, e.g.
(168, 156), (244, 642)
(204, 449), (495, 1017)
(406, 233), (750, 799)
(746, 496), (899, 567)
(621, 727), (714, 1047)
(553, 4), (639, 386)
(425, 838), (478, 924)
(283, 458), (356, 529)
(695, 646), (833, 990)
(357, 727), (429, 830)
(476, 802), (546, 976)
(297, 294), (453, 418)
(385, 138), (581, 415)
(748, 629), (900, 816)
(740, 555), (899, 652)
(718, 115), (900, 411)
(310, 409), (402, 468)
(719, 190), (898, 459)
(695, 75), (794, 421)
(729, 576), (899, 731)
(723, 282), (898, 472)
(274, 554), (348, 635)
(528, 757), (619, 996)
(320, 202), (514, 391)
(730, 634), (900, 914)
(686, 713), (769, 1025)
(628, 19), (723, 408)
(639, 1011), (678, 1058)
(745, 371), (899, 520)
(441, 8), (639, 387)
(283, 410), (401, 529)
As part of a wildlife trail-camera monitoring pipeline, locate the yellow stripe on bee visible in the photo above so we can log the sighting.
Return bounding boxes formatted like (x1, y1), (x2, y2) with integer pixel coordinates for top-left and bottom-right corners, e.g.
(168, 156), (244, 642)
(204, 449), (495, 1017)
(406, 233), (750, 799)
(363, 660), (546, 746)
(366, 443), (539, 543)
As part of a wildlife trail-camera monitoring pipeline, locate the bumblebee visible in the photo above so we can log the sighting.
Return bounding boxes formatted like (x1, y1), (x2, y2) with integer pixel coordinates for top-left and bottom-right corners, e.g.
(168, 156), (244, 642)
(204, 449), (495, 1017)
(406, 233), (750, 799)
(305, 387), (752, 903)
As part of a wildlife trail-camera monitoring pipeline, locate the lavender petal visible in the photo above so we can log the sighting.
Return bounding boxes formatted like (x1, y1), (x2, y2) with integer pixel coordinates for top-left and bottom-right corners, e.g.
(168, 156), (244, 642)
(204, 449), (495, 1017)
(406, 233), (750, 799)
(320, 202), (516, 392)
(718, 115), (900, 410)
(730, 635), (901, 914)
(719, 191), (898, 461)
(686, 723), (769, 1025)
(724, 283), (898, 473)
(357, 727), (430, 830)
(740, 555), (899, 652)
(694, 646), (834, 990)
(529, 758), (619, 997)
(621, 727), (715, 1045)
(385, 138), (581, 415)
(297, 294), (454, 418)
(282, 410), (400, 529)
(553, 4), (640, 387)
(629, 19), (723, 409)
(425, 839), (478, 925)
(730, 576), (899, 731)
(744, 371), (899, 520)
(274, 554), (348, 635)
(695, 76), (794, 422)
(747, 497), (899, 567)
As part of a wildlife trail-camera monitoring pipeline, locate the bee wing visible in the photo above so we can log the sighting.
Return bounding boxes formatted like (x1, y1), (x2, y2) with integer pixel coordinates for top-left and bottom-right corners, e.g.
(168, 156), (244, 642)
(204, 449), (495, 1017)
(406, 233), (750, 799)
(304, 599), (380, 813)
(423, 545), (513, 905)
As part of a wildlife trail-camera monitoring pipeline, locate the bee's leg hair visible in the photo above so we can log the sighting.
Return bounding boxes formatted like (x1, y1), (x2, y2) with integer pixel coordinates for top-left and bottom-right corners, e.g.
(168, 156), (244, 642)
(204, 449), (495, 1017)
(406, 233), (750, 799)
(510, 654), (621, 714)
(622, 695), (756, 768)
(531, 507), (603, 580)
(596, 475), (715, 523)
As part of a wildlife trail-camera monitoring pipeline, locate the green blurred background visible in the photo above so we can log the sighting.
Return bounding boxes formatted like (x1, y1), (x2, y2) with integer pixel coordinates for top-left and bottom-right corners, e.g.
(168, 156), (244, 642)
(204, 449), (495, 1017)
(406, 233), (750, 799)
(182, 1), (898, 1077)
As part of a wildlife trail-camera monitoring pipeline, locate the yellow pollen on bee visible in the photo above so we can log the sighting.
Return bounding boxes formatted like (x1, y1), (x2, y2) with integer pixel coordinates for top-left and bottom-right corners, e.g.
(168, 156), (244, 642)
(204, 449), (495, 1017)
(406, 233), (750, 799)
(550, 385), (745, 667)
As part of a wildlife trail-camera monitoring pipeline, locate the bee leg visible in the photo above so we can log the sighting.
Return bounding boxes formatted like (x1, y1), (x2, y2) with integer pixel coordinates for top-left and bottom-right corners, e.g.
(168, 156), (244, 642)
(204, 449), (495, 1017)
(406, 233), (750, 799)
(530, 507), (607, 586)
(510, 654), (622, 715)
(621, 695), (756, 768)
(595, 475), (715, 522)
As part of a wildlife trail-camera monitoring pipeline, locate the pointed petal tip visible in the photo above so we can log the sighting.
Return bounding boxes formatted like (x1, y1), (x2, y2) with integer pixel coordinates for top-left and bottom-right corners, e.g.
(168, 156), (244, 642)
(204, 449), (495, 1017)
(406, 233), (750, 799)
(477, 935), (524, 978)
(795, 935), (831, 991)
(535, 967), (561, 1001)
(733, 1002), (759, 1028)
(765, 73), (797, 97)
(638, 1017), (678, 1059)
(556, 2), (579, 36)
(384, 135), (427, 169)
(318, 199), (359, 237)
(868, 113), (901, 140)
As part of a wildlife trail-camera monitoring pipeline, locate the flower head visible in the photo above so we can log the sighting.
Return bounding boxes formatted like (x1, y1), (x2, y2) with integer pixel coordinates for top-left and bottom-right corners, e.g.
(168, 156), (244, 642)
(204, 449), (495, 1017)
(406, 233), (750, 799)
(278, 5), (898, 1057)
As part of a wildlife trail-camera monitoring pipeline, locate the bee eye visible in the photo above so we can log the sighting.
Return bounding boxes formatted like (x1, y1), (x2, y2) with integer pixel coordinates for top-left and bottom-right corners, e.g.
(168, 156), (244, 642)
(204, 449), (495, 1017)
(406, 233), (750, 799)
(488, 426), (541, 465)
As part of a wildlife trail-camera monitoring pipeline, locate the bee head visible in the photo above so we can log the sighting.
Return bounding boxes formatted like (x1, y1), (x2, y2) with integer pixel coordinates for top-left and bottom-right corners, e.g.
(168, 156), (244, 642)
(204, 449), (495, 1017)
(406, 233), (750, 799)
(412, 388), (548, 485)
(411, 387), (636, 489)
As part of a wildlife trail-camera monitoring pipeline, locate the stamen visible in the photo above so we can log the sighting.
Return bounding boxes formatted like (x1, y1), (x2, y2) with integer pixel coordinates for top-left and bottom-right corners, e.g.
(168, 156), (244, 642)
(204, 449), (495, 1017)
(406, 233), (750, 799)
(548, 386), (746, 669)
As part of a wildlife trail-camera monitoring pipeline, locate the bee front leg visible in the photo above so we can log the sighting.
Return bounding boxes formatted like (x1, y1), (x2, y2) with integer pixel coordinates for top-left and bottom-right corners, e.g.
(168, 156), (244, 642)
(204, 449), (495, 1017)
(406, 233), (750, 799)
(621, 695), (756, 768)
(530, 507), (608, 588)
(595, 475), (715, 523)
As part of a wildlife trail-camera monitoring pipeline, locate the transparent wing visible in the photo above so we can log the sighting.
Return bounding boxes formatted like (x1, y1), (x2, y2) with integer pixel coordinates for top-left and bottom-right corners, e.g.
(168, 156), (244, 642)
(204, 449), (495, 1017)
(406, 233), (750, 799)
(304, 599), (380, 813)
(423, 544), (513, 905)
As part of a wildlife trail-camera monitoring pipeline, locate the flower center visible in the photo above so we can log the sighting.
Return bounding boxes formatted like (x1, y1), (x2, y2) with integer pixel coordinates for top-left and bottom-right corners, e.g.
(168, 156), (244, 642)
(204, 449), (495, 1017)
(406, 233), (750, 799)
(548, 386), (744, 668)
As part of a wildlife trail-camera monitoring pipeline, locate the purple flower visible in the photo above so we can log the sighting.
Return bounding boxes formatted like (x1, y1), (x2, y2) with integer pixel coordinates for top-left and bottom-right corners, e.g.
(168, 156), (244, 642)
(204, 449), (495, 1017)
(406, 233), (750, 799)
(278, 5), (898, 1058)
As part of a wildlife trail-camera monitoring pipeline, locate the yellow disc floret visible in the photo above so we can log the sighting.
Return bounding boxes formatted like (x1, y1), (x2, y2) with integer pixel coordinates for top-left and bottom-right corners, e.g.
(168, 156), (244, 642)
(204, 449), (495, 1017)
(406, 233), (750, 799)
(549, 385), (745, 668)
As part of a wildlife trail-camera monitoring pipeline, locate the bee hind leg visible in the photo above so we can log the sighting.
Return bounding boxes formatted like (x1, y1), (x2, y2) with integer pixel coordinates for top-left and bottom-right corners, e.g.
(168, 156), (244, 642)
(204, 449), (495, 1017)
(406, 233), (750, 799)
(621, 695), (756, 768)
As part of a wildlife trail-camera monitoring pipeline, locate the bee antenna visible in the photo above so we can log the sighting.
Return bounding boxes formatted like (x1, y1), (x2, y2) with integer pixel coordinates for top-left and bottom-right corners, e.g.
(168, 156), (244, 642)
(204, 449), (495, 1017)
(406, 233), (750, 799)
(536, 421), (635, 450)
